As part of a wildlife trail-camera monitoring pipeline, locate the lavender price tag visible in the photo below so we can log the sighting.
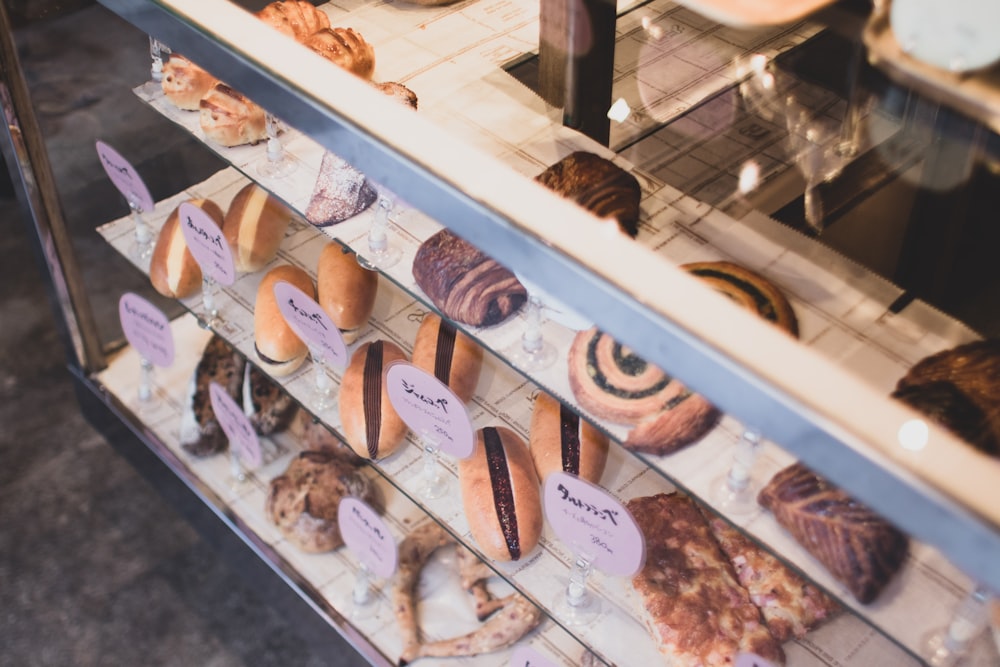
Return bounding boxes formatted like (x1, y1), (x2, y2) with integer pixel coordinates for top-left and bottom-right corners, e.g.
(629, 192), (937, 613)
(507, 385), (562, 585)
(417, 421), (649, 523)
(510, 646), (558, 667)
(338, 497), (398, 579)
(178, 201), (235, 285)
(118, 292), (174, 367)
(209, 381), (262, 468)
(96, 141), (154, 213)
(542, 472), (645, 577)
(273, 280), (348, 370)
(385, 361), (474, 459)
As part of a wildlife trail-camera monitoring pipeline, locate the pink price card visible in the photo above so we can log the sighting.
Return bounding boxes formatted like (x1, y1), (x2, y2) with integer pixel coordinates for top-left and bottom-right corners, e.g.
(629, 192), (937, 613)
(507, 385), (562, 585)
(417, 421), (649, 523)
(384, 361), (474, 459)
(510, 646), (558, 667)
(273, 280), (348, 370)
(337, 497), (398, 579)
(95, 141), (154, 214)
(735, 654), (778, 667)
(542, 472), (645, 577)
(209, 381), (262, 468)
(118, 292), (174, 367)
(178, 201), (236, 286)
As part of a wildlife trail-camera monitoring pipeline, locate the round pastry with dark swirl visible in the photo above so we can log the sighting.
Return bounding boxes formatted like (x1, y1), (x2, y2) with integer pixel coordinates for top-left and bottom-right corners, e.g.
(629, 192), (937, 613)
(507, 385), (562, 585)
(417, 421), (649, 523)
(568, 261), (797, 454)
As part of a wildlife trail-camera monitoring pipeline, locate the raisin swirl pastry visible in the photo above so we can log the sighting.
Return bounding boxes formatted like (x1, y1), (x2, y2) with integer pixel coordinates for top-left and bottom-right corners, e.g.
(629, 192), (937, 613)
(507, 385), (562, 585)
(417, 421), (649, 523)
(568, 261), (797, 454)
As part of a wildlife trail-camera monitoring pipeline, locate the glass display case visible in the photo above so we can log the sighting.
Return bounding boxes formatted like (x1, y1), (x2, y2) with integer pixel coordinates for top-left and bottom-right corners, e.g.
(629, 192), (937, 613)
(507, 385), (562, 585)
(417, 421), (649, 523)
(4, 0), (1000, 664)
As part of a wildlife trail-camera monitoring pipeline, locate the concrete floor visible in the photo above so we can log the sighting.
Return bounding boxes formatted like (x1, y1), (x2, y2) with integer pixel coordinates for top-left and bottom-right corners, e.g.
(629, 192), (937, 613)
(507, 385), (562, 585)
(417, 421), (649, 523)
(1, 3), (364, 665)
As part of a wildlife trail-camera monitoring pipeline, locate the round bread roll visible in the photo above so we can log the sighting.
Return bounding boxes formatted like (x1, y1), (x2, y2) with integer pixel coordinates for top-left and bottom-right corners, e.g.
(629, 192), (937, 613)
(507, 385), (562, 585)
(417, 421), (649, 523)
(339, 339), (409, 460)
(149, 199), (223, 299)
(256, 0), (331, 42)
(529, 393), (609, 484)
(224, 183), (295, 273)
(411, 313), (483, 403)
(161, 54), (217, 111)
(200, 83), (266, 147)
(265, 450), (371, 552)
(303, 27), (375, 80)
(317, 243), (377, 344)
(458, 426), (542, 562)
(254, 264), (315, 376)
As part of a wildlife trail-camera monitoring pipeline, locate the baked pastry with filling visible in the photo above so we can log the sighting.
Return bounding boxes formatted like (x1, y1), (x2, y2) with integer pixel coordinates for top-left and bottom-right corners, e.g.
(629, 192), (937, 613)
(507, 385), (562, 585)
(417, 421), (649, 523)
(303, 27), (375, 80)
(256, 0), (330, 42)
(199, 83), (266, 147)
(161, 54), (217, 111)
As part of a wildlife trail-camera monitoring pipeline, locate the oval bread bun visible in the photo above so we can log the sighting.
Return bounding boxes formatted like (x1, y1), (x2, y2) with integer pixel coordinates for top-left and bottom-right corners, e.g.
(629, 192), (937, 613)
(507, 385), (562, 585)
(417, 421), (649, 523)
(224, 183), (294, 273)
(411, 313), (483, 403)
(254, 264), (315, 376)
(529, 393), (609, 484)
(317, 243), (377, 344)
(339, 339), (409, 460)
(149, 199), (223, 299)
(458, 426), (542, 561)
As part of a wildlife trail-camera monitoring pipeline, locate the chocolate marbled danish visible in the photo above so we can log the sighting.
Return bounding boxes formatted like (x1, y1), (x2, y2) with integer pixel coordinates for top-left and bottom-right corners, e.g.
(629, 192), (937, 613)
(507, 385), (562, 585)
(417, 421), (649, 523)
(412, 229), (526, 327)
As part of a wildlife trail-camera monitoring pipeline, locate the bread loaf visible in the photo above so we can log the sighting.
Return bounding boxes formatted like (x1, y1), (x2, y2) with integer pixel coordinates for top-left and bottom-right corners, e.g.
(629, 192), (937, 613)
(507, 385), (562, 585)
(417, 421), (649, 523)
(150, 199), (223, 299)
(339, 339), (409, 460)
(528, 393), (608, 484)
(161, 54), (217, 111)
(303, 27), (375, 80)
(254, 265), (316, 376)
(535, 152), (642, 238)
(223, 183), (294, 273)
(200, 83), (266, 147)
(458, 426), (542, 561)
(317, 243), (378, 344)
(256, 0), (331, 42)
(412, 229), (526, 327)
(411, 313), (483, 403)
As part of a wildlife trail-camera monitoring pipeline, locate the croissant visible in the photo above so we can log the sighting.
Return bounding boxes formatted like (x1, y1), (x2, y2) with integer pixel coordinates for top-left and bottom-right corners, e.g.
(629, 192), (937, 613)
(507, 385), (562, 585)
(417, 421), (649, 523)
(303, 27), (375, 80)
(199, 83), (266, 147)
(256, 0), (331, 42)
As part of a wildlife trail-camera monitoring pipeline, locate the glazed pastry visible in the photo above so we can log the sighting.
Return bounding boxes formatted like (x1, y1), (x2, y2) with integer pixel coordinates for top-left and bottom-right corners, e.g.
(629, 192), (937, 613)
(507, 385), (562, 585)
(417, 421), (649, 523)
(535, 151), (642, 238)
(184, 335), (246, 457)
(317, 242), (378, 343)
(339, 339), (409, 460)
(568, 261), (796, 454)
(627, 493), (785, 666)
(892, 340), (1000, 458)
(256, 0), (331, 41)
(161, 54), (217, 111)
(223, 183), (294, 273)
(758, 463), (909, 604)
(246, 364), (297, 436)
(199, 83), (266, 147)
(705, 512), (840, 642)
(303, 27), (375, 80)
(528, 392), (609, 484)
(411, 313), (483, 403)
(458, 426), (542, 562)
(254, 264), (316, 377)
(266, 450), (370, 552)
(149, 199), (224, 299)
(305, 152), (377, 226)
(412, 229), (526, 328)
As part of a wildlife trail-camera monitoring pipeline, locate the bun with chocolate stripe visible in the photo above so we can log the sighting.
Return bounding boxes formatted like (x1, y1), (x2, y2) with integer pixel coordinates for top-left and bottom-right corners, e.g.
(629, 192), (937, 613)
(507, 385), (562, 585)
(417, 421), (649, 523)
(339, 339), (409, 460)
(529, 392), (609, 484)
(458, 426), (542, 562)
(568, 261), (796, 454)
(411, 313), (483, 403)
(254, 264), (315, 377)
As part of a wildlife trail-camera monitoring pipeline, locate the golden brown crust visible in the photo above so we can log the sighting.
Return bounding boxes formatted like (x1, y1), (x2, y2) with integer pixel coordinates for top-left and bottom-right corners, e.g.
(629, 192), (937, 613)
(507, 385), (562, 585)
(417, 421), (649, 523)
(458, 426), (542, 562)
(680, 261), (798, 336)
(627, 493), (785, 666)
(303, 27), (375, 80)
(150, 199), (223, 299)
(256, 0), (331, 42)
(528, 392), (609, 484)
(161, 54), (217, 111)
(339, 339), (409, 460)
(199, 83), (266, 147)
(223, 183), (294, 273)
(411, 313), (483, 403)
(535, 151), (642, 238)
(317, 243), (378, 344)
(254, 265), (316, 376)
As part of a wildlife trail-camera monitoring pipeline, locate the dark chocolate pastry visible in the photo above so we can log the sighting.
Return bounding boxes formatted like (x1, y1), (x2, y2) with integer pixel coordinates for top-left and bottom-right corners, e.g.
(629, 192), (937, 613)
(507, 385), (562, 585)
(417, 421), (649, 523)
(412, 229), (526, 327)
(247, 365), (298, 436)
(185, 335), (246, 457)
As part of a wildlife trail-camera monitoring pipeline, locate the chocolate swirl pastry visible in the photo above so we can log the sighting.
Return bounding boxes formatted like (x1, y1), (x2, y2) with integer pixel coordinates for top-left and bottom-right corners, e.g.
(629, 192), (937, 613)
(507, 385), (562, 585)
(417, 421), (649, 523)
(758, 463), (909, 604)
(413, 229), (527, 327)
(568, 261), (797, 454)
(892, 340), (1000, 458)
(535, 152), (642, 238)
